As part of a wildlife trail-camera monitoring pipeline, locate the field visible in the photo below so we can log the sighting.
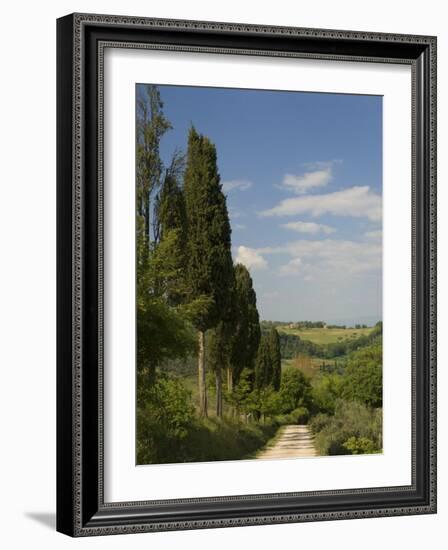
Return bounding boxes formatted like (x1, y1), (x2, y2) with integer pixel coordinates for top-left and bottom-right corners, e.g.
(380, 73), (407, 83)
(281, 356), (338, 379)
(277, 326), (373, 345)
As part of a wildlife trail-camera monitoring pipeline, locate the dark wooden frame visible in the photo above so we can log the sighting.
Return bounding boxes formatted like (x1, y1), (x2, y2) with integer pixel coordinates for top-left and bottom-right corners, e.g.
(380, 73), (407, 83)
(57, 13), (437, 537)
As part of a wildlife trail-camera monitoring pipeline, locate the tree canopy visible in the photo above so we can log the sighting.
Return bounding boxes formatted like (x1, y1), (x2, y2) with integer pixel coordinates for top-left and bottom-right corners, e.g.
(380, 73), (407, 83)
(230, 264), (261, 386)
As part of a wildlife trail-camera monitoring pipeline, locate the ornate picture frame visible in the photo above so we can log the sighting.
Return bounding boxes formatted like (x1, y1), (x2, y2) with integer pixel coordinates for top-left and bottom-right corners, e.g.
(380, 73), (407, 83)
(57, 13), (437, 536)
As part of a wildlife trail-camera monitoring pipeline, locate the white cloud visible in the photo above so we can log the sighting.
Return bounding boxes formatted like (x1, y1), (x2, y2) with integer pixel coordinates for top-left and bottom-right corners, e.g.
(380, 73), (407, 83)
(279, 258), (303, 276)
(229, 207), (245, 220)
(260, 186), (382, 222)
(234, 223), (246, 230)
(235, 246), (267, 271)
(282, 220), (335, 234)
(280, 167), (332, 194)
(365, 229), (382, 239)
(222, 179), (253, 192)
(303, 160), (342, 170)
(260, 239), (381, 276)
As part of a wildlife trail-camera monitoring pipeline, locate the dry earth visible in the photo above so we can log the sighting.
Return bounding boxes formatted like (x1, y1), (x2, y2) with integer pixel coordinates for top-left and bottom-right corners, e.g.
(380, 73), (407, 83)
(257, 425), (317, 459)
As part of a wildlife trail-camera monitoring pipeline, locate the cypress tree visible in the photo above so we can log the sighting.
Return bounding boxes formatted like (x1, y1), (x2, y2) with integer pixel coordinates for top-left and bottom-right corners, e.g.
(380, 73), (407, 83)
(254, 334), (272, 390)
(268, 328), (282, 391)
(184, 127), (234, 417)
(229, 264), (261, 389)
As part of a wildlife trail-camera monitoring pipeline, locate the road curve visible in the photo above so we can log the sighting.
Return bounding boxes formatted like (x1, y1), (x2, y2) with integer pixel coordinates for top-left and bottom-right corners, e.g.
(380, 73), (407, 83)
(257, 425), (317, 459)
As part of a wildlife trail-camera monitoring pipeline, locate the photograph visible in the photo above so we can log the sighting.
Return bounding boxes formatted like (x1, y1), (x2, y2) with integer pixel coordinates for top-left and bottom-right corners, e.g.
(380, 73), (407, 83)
(135, 83), (383, 465)
(54, 8), (437, 538)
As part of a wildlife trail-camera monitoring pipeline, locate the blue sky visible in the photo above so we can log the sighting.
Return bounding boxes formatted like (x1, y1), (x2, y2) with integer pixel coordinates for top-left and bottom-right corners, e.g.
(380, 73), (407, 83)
(139, 84), (382, 325)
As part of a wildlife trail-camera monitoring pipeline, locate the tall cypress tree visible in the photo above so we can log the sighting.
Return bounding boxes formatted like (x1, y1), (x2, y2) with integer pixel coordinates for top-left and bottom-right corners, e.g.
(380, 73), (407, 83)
(268, 328), (282, 391)
(229, 264), (261, 389)
(184, 127), (234, 417)
(254, 334), (272, 390)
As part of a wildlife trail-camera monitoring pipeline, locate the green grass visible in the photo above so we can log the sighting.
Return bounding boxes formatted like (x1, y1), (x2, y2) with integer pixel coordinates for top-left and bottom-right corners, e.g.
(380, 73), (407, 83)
(278, 326), (373, 345)
(139, 415), (279, 464)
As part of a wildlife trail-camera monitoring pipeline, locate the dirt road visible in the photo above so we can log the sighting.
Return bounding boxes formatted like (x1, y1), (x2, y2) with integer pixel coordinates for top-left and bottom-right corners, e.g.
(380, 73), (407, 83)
(257, 425), (317, 459)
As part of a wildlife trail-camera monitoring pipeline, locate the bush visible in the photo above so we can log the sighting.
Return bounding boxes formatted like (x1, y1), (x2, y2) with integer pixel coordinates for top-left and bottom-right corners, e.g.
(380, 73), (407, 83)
(137, 373), (279, 464)
(137, 374), (196, 464)
(309, 400), (382, 455)
(278, 368), (312, 413)
(286, 407), (310, 424)
(311, 373), (344, 414)
(342, 436), (378, 455)
(342, 344), (382, 407)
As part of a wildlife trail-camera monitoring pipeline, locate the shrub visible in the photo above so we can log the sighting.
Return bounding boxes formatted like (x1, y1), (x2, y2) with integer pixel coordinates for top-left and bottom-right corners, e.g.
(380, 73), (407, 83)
(137, 374), (196, 464)
(342, 436), (378, 455)
(179, 417), (278, 462)
(287, 407), (310, 424)
(309, 400), (382, 455)
(311, 373), (344, 414)
(137, 374), (279, 464)
(278, 368), (312, 413)
(342, 344), (382, 407)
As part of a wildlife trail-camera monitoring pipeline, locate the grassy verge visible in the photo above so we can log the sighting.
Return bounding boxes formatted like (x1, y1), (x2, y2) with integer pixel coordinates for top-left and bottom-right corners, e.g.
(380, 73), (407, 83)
(137, 416), (279, 465)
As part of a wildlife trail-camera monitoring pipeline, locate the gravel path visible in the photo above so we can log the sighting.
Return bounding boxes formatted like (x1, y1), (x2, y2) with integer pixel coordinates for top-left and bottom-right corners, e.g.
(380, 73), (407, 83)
(257, 425), (317, 459)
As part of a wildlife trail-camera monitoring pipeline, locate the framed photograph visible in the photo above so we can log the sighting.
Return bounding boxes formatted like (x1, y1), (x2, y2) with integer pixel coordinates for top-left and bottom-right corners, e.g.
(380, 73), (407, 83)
(57, 13), (437, 536)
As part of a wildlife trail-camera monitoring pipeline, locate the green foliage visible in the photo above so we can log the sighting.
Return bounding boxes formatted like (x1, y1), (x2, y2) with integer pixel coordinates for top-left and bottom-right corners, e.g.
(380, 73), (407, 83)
(275, 407), (310, 425)
(225, 368), (253, 414)
(278, 368), (312, 413)
(311, 373), (344, 415)
(137, 374), (196, 464)
(230, 264), (260, 384)
(177, 418), (278, 464)
(268, 328), (282, 390)
(254, 334), (273, 389)
(342, 343), (382, 407)
(154, 168), (187, 305)
(136, 85), (172, 242)
(343, 436), (378, 455)
(137, 377), (279, 463)
(288, 407), (309, 424)
(155, 150), (186, 235)
(277, 322), (382, 360)
(229, 264), (261, 385)
(255, 328), (282, 391)
(136, 223), (196, 382)
(137, 297), (196, 384)
(207, 322), (231, 373)
(183, 127), (234, 332)
(135, 86), (195, 382)
(310, 400), (382, 455)
(244, 386), (282, 421)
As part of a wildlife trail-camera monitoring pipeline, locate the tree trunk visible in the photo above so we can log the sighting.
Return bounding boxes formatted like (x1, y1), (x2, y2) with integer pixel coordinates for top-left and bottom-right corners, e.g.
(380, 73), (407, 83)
(215, 365), (223, 417)
(198, 330), (208, 417)
(226, 367), (233, 392)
